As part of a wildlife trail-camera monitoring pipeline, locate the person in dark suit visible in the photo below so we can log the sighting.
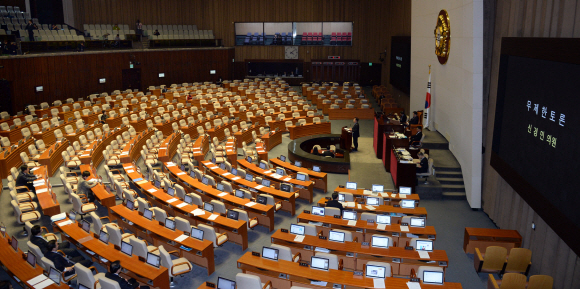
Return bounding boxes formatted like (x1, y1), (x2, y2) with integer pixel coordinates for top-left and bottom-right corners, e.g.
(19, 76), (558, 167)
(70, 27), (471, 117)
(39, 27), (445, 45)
(106, 261), (150, 289)
(408, 111), (419, 125)
(312, 146), (334, 158)
(25, 20), (38, 42)
(416, 152), (428, 174)
(30, 225), (82, 257)
(325, 192), (344, 215)
(351, 117), (360, 151)
(400, 111), (408, 123)
(45, 241), (92, 277)
(100, 109), (109, 124)
(15, 165), (38, 193)
(410, 126), (423, 146)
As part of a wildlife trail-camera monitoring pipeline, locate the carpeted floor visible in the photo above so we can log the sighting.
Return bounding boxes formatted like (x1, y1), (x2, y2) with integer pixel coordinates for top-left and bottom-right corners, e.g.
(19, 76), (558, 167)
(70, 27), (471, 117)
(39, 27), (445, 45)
(0, 86), (499, 289)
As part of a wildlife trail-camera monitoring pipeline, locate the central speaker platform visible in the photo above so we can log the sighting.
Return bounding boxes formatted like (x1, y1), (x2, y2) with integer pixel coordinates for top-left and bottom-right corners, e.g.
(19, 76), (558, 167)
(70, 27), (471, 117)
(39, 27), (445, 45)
(287, 134), (350, 174)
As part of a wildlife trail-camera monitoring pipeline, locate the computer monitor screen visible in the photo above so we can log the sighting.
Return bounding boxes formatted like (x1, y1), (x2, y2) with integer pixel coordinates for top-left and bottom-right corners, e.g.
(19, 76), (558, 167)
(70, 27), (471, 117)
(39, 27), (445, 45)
(366, 264), (386, 279)
(126, 200), (134, 210)
(294, 161), (301, 167)
(371, 236), (390, 249)
(346, 182), (357, 190)
(342, 210), (357, 220)
(154, 180), (161, 188)
(246, 156), (252, 163)
(312, 206), (325, 216)
(423, 271), (444, 285)
(280, 155), (286, 162)
(143, 209), (153, 220)
(290, 224), (305, 235)
(217, 277), (236, 289)
(376, 214), (391, 225)
(220, 163), (226, 170)
(211, 157), (216, 164)
(399, 186), (412, 195)
(204, 202), (214, 213)
(26, 251), (36, 267)
(231, 168), (238, 176)
(191, 227), (204, 240)
(159, 73), (165, 78)
(410, 217), (426, 227)
(10, 236), (18, 252)
(416, 240), (433, 251)
(146, 252), (161, 268)
(121, 241), (133, 256)
(202, 177), (209, 185)
(235, 189), (245, 198)
(81, 220), (91, 233)
(189, 170), (196, 178)
(99, 230), (109, 244)
(310, 256), (329, 271)
(296, 173), (306, 181)
(217, 183), (224, 191)
(165, 218), (176, 230)
(328, 230), (345, 243)
(401, 200), (415, 208)
(261, 179), (270, 187)
(227, 210), (239, 220)
(245, 174), (253, 182)
(372, 184), (384, 192)
(167, 187), (175, 196)
(79, 284), (90, 289)
(261, 246), (279, 261)
(338, 194), (345, 201)
(257, 196), (267, 205)
(259, 162), (266, 169)
(280, 183), (291, 192)
(180, 164), (185, 171)
(184, 195), (193, 204)
(68, 210), (76, 221)
(313, 165), (321, 172)
(48, 267), (61, 285)
(366, 197), (380, 206)
(276, 168), (285, 176)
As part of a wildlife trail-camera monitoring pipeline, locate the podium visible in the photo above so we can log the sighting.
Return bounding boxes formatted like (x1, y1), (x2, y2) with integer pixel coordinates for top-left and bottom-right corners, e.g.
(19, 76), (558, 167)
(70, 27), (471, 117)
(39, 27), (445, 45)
(340, 127), (352, 151)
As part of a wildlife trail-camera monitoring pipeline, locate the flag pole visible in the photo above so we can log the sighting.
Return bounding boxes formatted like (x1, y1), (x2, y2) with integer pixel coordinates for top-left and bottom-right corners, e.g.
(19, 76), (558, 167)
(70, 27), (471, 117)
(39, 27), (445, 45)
(424, 65), (432, 129)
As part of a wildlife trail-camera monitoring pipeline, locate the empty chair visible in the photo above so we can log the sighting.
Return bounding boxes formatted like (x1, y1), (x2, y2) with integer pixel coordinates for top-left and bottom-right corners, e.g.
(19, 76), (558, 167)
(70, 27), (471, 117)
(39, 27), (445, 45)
(235, 273), (272, 289)
(527, 275), (553, 289)
(487, 273), (527, 289)
(158, 245), (192, 286)
(258, 194), (281, 212)
(504, 248), (532, 275)
(314, 252), (343, 270)
(270, 244), (301, 262)
(71, 193), (97, 218)
(232, 209), (258, 229)
(75, 263), (106, 289)
(198, 223), (228, 247)
(475, 246), (508, 273)
(129, 237), (159, 259)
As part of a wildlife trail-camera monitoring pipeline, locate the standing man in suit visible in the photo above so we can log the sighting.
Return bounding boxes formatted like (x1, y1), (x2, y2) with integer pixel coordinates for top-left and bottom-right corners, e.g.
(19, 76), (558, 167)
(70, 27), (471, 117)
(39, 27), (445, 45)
(44, 241), (92, 277)
(25, 20), (37, 42)
(352, 117), (360, 152)
(325, 192), (344, 215)
(106, 261), (150, 289)
(410, 126), (423, 146)
(15, 165), (38, 193)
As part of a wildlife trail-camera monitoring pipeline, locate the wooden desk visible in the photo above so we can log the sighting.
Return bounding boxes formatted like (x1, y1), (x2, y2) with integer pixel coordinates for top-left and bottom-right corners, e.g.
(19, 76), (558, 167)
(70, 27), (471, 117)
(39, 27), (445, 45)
(0, 122), (34, 143)
(123, 164), (249, 250)
(270, 229), (446, 275)
(129, 117), (150, 132)
(373, 115), (405, 159)
(328, 108), (374, 120)
(78, 126), (128, 165)
(0, 234), (69, 289)
(63, 123), (103, 146)
(234, 124), (263, 147)
(390, 146), (417, 194)
(120, 129), (155, 163)
(0, 138), (35, 179)
(79, 165), (116, 208)
(288, 122), (331, 140)
(33, 166), (61, 216)
(191, 135), (210, 165)
(260, 129), (283, 151)
(37, 140), (69, 176)
(202, 161), (297, 216)
(382, 134), (411, 172)
(81, 113), (99, 126)
(108, 205), (216, 275)
(267, 116), (314, 132)
(53, 219), (170, 289)
(463, 228), (522, 254)
(332, 186), (420, 206)
(164, 162), (275, 232)
(237, 252), (461, 289)
(158, 133), (180, 163)
(237, 159), (313, 203)
(269, 157), (327, 192)
(317, 198), (427, 218)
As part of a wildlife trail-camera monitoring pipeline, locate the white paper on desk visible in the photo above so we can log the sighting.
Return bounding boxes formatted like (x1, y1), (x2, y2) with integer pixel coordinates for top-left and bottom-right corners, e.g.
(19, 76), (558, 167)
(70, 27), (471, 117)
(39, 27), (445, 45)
(245, 202), (256, 207)
(120, 152), (128, 155)
(418, 251), (430, 259)
(167, 198), (178, 203)
(232, 177), (241, 180)
(407, 282), (421, 289)
(27, 274), (48, 286)
(366, 205), (376, 210)
(376, 224), (387, 230)
(147, 188), (157, 193)
(373, 278), (386, 289)
(271, 173), (281, 179)
(81, 154), (90, 157)
(218, 192), (228, 197)
(192, 208), (205, 216)
(33, 279), (55, 289)
(363, 190), (372, 195)
(167, 162), (175, 167)
(347, 220), (357, 226)
(255, 185), (265, 189)
(208, 214), (219, 221)
(177, 172), (185, 175)
(222, 172), (231, 176)
(210, 166), (219, 170)
(159, 147), (167, 150)
(258, 150), (266, 153)
(33, 179), (45, 185)
(283, 177), (291, 181)
(174, 234), (188, 242)
(175, 203), (187, 208)
(399, 194), (407, 199)
(36, 188), (48, 194)
(392, 194), (397, 198)
(357, 204), (362, 209)
(294, 235), (305, 242)
(57, 220), (73, 227)
(311, 281), (327, 286)
(30, 167), (40, 172)
(380, 192), (389, 197)
(124, 169), (135, 174)
(346, 202), (356, 207)
(400, 226), (409, 232)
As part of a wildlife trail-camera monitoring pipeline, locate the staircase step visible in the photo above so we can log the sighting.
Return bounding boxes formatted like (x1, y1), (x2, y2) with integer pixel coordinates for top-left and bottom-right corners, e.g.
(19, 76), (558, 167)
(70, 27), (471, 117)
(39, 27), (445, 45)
(434, 166), (462, 172)
(440, 184), (465, 192)
(437, 177), (464, 185)
(442, 192), (467, 200)
(435, 171), (463, 178)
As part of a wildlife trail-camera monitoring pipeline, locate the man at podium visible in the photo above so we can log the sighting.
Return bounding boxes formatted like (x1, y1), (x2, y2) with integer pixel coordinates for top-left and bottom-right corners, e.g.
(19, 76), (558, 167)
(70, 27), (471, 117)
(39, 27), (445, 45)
(352, 117), (360, 151)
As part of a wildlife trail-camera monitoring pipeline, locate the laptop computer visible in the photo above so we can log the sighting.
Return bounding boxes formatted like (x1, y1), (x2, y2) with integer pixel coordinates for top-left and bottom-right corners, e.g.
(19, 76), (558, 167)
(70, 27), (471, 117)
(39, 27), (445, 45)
(256, 196), (267, 205)
(261, 179), (270, 187)
(290, 224), (305, 235)
(416, 240), (433, 252)
(146, 252), (161, 268)
(48, 267), (62, 285)
(10, 236), (18, 252)
(310, 256), (329, 271)
(376, 214), (391, 225)
(296, 173), (306, 181)
(372, 184), (384, 193)
(342, 210), (357, 220)
(98, 230), (109, 244)
(371, 235), (390, 249)
(294, 161), (301, 167)
(235, 189), (245, 198)
(366, 197), (380, 206)
(280, 183), (291, 192)
(312, 165), (321, 172)
(328, 230), (345, 243)
(143, 209), (153, 220)
(261, 246), (279, 261)
(422, 271), (444, 285)
(312, 206), (325, 216)
(346, 182), (357, 190)
(167, 187), (175, 197)
(410, 217), (426, 228)
(280, 155), (286, 162)
(365, 264), (387, 279)
(26, 251), (36, 267)
(217, 277), (236, 289)
(121, 241), (133, 256)
(276, 168), (285, 176)
(399, 186), (412, 195)
(401, 200), (415, 208)
(204, 202), (214, 213)
(81, 220), (91, 233)
(165, 218), (176, 230)
(227, 210), (239, 220)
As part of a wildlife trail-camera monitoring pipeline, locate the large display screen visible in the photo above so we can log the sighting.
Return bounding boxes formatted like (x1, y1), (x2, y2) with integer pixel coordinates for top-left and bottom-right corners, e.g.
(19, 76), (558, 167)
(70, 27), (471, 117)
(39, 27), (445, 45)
(389, 36), (410, 94)
(491, 38), (580, 255)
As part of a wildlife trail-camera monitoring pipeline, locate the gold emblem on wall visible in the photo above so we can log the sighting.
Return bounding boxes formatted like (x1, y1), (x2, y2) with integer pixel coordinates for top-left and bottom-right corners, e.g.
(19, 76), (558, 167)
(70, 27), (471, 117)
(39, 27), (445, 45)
(434, 9), (450, 64)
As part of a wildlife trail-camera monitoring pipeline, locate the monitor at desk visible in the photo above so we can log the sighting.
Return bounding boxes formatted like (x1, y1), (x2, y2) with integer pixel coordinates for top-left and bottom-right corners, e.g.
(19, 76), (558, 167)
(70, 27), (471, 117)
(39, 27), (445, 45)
(180, 164), (186, 171)
(191, 227), (204, 241)
(294, 161), (301, 167)
(204, 202), (214, 213)
(99, 230), (109, 244)
(121, 241), (133, 256)
(165, 218), (176, 230)
(276, 168), (285, 176)
(399, 186), (411, 195)
(328, 230), (345, 243)
(217, 183), (224, 191)
(235, 190), (245, 198)
(338, 194), (345, 202)
(280, 183), (291, 192)
(48, 267), (62, 285)
(312, 206), (325, 216)
(245, 173), (253, 182)
(246, 156), (252, 163)
(310, 256), (329, 271)
(290, 224), (305, 235)
(184, 195), (193, 205)
(416, 240), (433, 252)
(257, 196), (267, 205)
(10, 236), (18, 252)
(262, 179), (271, 187)
(366, 197), (380, 206)
(342, 210), (357, 220)
(231, 168), (238, 176)
(259, 162), (267, 170)
(366, 264), (387, 279)
(167, 187), (175, 197)
(346, 182), (357, 190)
(296, 173), (306, 181)
(371, 236), (390, 249)
(143, 209), (153, 220)
(261, 246), (279, 261)
(372, 184), (384, 193)
(26, 251), (36, 267)
(376, 214), (391, 225)
(220, 163), (226, 170)
(280, 155), (286, 162)
(227, 210), (239, 220)
(202, 177), (209, 185)
(81, 220), (91, 233)
(126, 200), (135, 210)
(423, 271), (444, 285)
(217, 277), (236, 289)
(154, 180), (161, 189)
(313, 165), (321, 172)
(146, 252), (161, 268)
(401, 200), (415, 208)
(189, 170), (196, 178)
(410, 217), (426, 228)
(211, 157), (216, 164)
(79, 284), (90, 289)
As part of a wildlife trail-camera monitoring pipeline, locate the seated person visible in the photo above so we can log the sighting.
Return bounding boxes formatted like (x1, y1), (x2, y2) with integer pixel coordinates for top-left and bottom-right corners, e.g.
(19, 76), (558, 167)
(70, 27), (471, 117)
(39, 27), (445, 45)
(113, 24), (120, 31)
(51, 24), (59, 30)
(153, 29), (160, 36)
(30, 225), (79, 257)
(326, 192), (344, 214)
(410, 126), (423, 145)
(416, 152), (428, 174)
(106, 261), (150, 289)
(312, 146), (334, 158)
(45, 240), (92, 277)
(408, 111), (419, 125)
(15, 165), (38, 193)
(400, 111), (407, 123)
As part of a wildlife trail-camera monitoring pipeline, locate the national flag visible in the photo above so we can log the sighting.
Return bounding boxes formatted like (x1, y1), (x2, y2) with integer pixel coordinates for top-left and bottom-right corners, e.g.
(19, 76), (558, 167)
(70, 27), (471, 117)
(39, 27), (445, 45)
(424, 66), (431, 129)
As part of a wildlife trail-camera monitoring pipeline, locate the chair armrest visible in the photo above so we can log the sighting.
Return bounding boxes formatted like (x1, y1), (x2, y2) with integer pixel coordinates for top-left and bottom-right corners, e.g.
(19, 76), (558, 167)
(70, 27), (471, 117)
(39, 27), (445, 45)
(62, 271), (76, 282)
(57, 250), (67, 257)
(338, 259), (344, 270)
(15, 186), (31, 192)
(81, 202), (96, 211)
(353, 237), (358, 243)
(17, 193), (33, 202)
(121, 234), (135, 240)
(100, 216), (111, 222)
(262, 280), (273, 289)
(171, 261), (192, 275)
(317, 230), (323, 236)
(475, 248), (484, 272)
(44, 233), (58, 240)
(292, 252), (301, 262)
(19, 202), (35, 211)
(487, 274), (499, 289)
(410, 268), (417, 278)
(166, 250), (180, 257)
